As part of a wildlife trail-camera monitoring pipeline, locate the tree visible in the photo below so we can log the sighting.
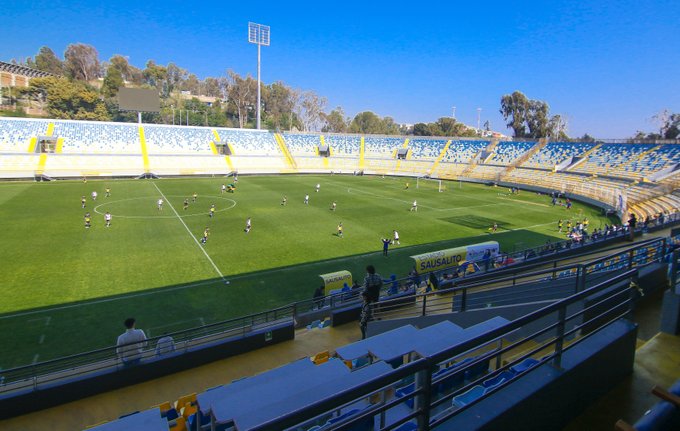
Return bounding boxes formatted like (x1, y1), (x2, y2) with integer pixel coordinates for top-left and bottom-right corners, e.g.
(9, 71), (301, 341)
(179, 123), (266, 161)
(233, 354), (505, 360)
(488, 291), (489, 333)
(321, 107), (349, 133)
(500, 91), (566, 139)
(299, 90), (327, 132)
(202, 77), (222, 98)
(34, 46), (63, 75)
(23, 77), (109, 120)
(500, 91), (529, 138)
(350, 111), (385, 134)
(263, 81), (295, 130)
(143, 61), (168, 96)
(108, 55), (143, 85)
(101, 65), (124, 98)
(64, 43), (101, 81)
(227, 70), (256, 128)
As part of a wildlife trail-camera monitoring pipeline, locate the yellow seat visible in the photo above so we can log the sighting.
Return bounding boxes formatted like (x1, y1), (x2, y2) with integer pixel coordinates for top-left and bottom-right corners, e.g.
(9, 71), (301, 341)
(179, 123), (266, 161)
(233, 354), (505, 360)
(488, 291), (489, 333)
(175, 392), (197, 410)
(169, 416), (187, 431)
(153, 401), (173, 415)
(182, 402), (198, 418)
(311, 350), (330, 365)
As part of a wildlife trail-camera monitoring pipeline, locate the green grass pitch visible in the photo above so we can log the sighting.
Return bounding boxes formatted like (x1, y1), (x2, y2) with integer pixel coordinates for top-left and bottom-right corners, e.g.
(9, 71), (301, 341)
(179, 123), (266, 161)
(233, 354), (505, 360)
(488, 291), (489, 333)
(0, 174), (617, 369)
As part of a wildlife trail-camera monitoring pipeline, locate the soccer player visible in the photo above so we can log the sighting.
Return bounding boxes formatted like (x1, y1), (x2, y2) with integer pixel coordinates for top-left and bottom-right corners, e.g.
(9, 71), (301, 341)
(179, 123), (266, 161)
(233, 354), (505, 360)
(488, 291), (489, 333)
(382, 238), (391, 256)
(410, 200), (418, 212)
(337, 223), (343, 238)
(393, 230), (400, 245)
(491, 222), (498, 233)
(566, 198), (572, 210)
(192, 192), (198, 202)
(81, 195), (86, 208)
(245, 217), (252, 233)
(91, 191), (98, 201)
(316, 183), (320, 193)
(330, 201), (337, 211)
(209, 204), (215, 218)
(405, 182), (409, 190)
(183, 198), (189, 210)
(281, 195), (288, 206)
(84, 212), (91, 229)
(304, 194), (309, 205)
(201, 227), (210, 244)
(157, 198), (164, 211)
(105, 187), (111, 197)
(105, 212), (112, 227)
(558, 219), (563, 233)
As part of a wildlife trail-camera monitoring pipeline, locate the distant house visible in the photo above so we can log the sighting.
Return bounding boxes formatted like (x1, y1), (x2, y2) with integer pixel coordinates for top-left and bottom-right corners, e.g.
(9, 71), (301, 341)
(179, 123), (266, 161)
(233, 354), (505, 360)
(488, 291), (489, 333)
(0, 61), (55, 89)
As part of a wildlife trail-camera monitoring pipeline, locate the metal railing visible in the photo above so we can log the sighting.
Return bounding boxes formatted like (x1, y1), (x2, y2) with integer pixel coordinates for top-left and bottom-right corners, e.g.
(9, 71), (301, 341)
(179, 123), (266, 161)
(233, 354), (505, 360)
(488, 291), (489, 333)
(249, 269), (638, 431)
(0, 305), (293, 397)
(373, 237), (666, 321)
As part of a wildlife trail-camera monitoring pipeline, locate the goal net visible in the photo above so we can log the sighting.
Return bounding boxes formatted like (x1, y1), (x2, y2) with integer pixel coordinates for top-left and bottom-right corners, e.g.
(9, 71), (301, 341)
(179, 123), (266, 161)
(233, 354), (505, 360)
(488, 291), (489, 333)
(416, 176), (444, 192)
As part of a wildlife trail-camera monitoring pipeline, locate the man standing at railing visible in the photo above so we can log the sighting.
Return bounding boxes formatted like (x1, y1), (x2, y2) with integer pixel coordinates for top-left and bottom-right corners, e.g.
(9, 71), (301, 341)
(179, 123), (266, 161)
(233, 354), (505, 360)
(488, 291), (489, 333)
(628, 213), (637, 241)
(116, 318), (147, 367)
(363, 265), (383, 302)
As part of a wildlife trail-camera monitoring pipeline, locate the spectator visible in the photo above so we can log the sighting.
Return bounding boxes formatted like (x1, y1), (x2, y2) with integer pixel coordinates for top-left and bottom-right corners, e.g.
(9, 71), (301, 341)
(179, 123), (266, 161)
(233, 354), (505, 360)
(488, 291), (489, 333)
(116, 318), (147, 367)
(628, 213), (637, 241)
(388, 274), (399, 295)
(362, 265), (383, 302)
(359, 291), (373, 340)
(155, 333), (175, 356)
(313, 286), (325, 309)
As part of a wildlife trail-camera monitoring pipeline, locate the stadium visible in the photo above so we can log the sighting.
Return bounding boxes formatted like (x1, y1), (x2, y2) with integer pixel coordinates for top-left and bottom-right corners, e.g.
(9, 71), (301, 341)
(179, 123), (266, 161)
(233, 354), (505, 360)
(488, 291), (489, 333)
(2, 5), (680, 431)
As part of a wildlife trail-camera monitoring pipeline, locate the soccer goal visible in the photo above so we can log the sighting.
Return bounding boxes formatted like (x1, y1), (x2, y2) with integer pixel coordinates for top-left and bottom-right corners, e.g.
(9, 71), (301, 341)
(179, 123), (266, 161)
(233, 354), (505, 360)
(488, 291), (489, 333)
(416, 176), (444, 192)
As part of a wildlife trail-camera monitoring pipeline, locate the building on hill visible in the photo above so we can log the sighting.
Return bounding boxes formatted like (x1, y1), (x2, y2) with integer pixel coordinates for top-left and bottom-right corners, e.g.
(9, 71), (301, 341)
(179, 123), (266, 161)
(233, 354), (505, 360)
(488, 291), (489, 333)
(0, 61), (56, 114)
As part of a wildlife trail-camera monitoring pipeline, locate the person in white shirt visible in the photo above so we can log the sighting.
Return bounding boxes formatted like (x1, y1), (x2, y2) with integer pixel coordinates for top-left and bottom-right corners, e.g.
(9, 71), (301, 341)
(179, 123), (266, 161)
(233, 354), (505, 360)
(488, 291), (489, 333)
(315, 183), (320, 192)
(304, 194), (309, 204)
(116, 318), (147, 366)
(155, 334), (175, 356)
(410, 200), (418, 212)
(393, 230), (400, 245)
(105, 212), (112, 227)
(157, 198), (164, 211)
(91, 191), (98, 201)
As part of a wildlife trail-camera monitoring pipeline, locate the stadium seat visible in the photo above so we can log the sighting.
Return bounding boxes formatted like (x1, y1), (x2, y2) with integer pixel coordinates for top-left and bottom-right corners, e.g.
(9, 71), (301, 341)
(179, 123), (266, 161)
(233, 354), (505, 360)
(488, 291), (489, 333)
(394, 422), (418, 431)
(174, 393), (197, 410)
(311, 350), (330, 365)
(307, 319), (321, 330)
(482, 370), (515, 389)
(168, 415), (187, 431)
(395, 382), (416, 408)
(452, 385), (487, 408)
(510, 357), (540, 374)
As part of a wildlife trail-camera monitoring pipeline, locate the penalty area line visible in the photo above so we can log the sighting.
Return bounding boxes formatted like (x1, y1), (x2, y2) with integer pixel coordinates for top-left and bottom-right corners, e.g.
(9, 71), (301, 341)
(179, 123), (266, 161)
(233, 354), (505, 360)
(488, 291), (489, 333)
(153, 182), (225, 281)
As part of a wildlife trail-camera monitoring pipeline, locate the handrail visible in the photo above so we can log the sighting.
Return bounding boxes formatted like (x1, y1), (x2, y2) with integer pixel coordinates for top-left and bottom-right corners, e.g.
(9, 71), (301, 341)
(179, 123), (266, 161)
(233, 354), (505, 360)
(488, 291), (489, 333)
(250, 269), (638, 431)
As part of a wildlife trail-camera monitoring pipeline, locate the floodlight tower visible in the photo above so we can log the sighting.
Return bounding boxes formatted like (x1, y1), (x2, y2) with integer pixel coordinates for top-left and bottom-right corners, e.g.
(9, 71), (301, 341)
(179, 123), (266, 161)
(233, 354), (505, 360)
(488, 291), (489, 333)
(248, 22), (270, 130)
(452, 106), (456, 119)
(476, 108), (482, 133)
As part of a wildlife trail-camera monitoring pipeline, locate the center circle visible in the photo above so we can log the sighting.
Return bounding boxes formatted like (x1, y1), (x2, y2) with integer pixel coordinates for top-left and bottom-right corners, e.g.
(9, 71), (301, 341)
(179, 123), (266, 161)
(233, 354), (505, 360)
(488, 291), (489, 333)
(93, 195), (237, 219)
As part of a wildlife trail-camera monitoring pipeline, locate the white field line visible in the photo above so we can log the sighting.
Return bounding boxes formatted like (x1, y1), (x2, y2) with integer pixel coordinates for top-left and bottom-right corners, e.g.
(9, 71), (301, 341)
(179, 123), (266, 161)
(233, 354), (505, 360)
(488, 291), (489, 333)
(345, 186), (506, 211)
(153, 182), (225, 281)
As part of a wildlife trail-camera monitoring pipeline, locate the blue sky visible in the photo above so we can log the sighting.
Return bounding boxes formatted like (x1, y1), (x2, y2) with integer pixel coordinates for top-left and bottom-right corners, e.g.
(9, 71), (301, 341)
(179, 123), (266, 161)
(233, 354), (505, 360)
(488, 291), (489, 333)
(3, 0), (679, 137)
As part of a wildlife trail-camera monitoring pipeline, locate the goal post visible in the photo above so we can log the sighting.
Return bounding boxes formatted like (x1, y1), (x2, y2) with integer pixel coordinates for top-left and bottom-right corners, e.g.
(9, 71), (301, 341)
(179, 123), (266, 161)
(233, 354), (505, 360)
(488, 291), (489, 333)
(416, 176), (444, 192)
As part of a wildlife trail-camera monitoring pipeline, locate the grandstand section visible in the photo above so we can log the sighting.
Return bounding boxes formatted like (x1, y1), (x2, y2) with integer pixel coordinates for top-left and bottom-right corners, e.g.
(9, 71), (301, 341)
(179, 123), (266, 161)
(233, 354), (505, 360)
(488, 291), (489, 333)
(324, 134), (361, 156)
(441, 139), (488, 163)
(53, 121), (141, 154)
(364, 136), (404, 158)
(217, 128), (281, 156)
(143, 125), (214, 155)
(283, 133), (321, 155)
(0, 118), (50, 152)
(486, 141), (533, 165)
(571, 143), (655, 177)
(522, 141), (595, 170)
(408, 138), (447, 160)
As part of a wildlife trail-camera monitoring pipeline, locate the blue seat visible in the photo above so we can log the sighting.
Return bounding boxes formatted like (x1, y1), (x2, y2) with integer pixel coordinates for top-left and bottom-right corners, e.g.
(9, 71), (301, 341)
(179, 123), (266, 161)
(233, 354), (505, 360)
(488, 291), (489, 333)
(510, 357), (540, 374)
(452, 385), (486, 408)
(394, 422), (418, 431)
(164, 407), (179, 421)
(396, 383), (416, 408)
(306, 319), (321, 330)
(482, 370), (515, 389)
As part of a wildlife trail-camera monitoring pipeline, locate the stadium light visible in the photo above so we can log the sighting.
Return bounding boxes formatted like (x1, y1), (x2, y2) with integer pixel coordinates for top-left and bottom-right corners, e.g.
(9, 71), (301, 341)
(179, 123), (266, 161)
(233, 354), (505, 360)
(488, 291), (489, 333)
(452, 106), (456, 119)
(477, 108), (482, 133)
(248, 22), (270, 130)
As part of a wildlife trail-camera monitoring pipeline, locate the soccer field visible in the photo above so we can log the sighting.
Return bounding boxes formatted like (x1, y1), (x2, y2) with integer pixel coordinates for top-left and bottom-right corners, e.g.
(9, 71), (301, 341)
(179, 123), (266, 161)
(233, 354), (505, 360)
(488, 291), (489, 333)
(0, 174), (617, 368)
